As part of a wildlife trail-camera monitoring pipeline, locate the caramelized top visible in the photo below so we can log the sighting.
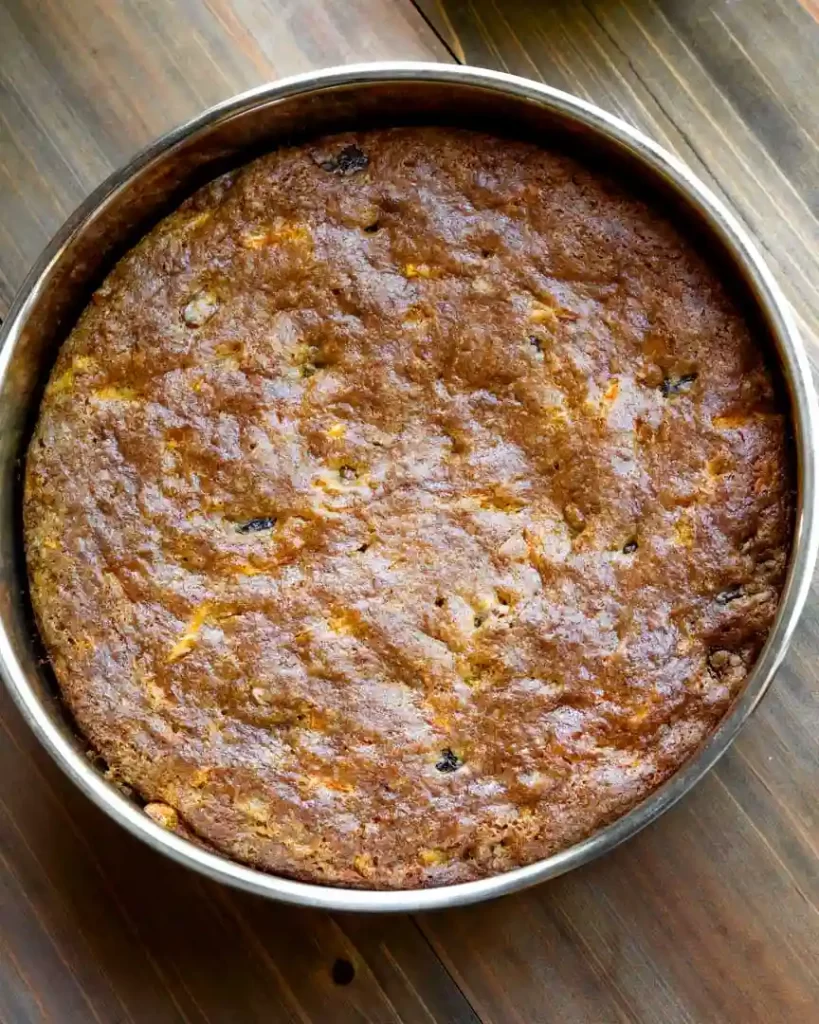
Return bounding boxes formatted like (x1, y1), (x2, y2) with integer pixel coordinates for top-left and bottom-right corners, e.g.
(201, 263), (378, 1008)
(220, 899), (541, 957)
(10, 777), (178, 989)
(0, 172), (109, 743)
(25, 129), (792, 888)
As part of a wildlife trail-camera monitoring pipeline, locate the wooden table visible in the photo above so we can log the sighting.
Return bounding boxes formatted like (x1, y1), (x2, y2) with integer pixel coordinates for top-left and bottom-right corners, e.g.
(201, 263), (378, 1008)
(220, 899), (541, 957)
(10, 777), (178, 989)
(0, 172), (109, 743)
(1, 1), (817, 1020)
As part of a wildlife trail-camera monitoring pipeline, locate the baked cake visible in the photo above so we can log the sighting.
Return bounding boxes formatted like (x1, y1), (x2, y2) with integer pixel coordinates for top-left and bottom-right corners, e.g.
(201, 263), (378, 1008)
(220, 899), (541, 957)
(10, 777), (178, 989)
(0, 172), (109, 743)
(24, 128), (793, 888)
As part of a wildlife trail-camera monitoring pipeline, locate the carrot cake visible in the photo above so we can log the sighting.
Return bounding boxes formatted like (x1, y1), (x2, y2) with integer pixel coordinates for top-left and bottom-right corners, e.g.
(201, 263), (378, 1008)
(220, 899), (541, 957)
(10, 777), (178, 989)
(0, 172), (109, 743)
(24, 128), (793, 888)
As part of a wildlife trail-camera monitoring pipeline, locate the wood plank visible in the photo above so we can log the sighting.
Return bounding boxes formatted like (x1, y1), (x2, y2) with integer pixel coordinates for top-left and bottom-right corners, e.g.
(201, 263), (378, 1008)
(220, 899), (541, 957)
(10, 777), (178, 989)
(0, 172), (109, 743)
(0, 3), (479, 1023)
(420, 0), (819, 360)
(0, 0), (449, 318)
(412, 1), (819, 1020)
(4, 0), (819, 1021)
(0, 536), (481, 1024)
(412, 0), (467, 60)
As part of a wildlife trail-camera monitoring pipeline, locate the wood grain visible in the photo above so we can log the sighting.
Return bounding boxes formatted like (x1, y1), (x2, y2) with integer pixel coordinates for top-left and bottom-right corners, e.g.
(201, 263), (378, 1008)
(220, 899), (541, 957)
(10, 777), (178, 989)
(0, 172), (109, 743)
(410, 1), (819, 1021)
(0, 3), (471, 1023)
(0, 0), (449, 319)
(3, 0), (819, 1021)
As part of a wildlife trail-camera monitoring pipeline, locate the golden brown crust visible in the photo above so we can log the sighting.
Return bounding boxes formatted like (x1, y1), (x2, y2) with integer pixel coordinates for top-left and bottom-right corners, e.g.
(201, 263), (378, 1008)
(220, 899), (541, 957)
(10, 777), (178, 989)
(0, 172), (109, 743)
(24, 128), (793, 888)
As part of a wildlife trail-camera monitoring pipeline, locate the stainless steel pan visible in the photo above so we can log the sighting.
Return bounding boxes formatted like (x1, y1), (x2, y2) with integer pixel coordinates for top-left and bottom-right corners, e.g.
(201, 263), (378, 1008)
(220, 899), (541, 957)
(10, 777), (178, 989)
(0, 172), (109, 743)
(1, 63), (816, 912)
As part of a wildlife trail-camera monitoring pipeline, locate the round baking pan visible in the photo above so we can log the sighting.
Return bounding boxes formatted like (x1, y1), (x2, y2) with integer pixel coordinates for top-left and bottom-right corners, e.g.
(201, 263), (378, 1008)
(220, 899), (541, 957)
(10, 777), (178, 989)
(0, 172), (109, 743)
(1, 63), (816, 913)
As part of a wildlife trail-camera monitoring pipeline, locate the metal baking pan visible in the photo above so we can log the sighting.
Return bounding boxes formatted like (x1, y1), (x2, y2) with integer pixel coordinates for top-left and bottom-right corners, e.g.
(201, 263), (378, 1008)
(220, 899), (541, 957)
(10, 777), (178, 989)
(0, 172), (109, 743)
(1, 63), (816, 912)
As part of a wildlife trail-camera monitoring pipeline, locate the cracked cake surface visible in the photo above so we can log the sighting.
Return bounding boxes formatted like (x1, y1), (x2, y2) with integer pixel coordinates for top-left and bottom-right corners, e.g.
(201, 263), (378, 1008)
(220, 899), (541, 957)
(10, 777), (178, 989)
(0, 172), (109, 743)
(24, 127), (793, 888)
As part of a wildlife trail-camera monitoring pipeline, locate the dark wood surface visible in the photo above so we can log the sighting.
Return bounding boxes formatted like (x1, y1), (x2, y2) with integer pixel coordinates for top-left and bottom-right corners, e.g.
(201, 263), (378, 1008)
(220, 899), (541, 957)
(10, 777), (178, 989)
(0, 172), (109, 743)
(1, 1), (818, 1021)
